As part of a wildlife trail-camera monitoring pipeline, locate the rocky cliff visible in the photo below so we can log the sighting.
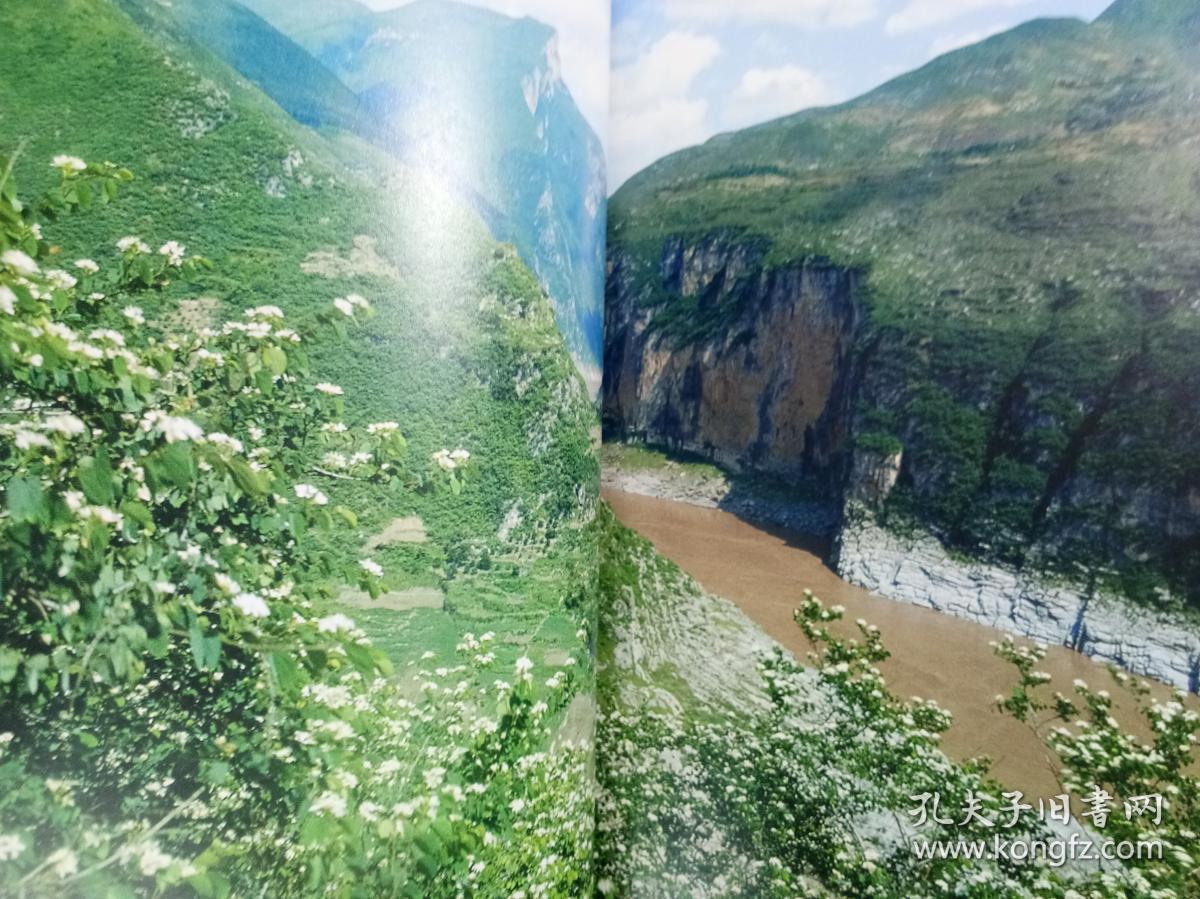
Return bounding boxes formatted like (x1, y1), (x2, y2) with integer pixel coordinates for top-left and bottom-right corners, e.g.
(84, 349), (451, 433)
(605, 226), (1200, 689)
(605, 233), (862, 492)
(603, 1), (1200, 688)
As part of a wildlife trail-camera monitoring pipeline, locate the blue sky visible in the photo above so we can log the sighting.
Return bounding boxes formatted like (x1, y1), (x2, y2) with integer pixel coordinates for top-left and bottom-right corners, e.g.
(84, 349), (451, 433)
(608, 0), (1114, 188)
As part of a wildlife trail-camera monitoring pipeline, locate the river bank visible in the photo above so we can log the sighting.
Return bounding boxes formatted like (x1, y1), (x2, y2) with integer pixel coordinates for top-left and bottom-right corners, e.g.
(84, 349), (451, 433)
(604, 487), (1183, 799)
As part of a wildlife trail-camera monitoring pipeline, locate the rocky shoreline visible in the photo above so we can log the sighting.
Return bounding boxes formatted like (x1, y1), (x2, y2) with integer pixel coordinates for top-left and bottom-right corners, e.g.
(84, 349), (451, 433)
(835, 505), (1200, 693)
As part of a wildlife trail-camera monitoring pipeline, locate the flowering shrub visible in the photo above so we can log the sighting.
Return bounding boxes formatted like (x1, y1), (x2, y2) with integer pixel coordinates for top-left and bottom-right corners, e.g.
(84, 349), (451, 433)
(0, 157), (593, 897)
(996, 638), (1200, 897)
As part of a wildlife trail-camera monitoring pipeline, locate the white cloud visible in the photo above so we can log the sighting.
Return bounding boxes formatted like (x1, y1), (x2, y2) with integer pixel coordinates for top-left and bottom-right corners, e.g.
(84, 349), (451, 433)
(927, 22), (1013, 57)
(609, 30), (723, 187)
(886, 0), (1034, 34)
(726, 65), (839, 128)
(661, 0), (879, 28)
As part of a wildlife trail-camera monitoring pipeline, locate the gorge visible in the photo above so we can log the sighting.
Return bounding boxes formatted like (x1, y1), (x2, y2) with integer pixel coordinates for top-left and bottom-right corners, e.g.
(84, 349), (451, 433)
(603, 0), (1200, 690)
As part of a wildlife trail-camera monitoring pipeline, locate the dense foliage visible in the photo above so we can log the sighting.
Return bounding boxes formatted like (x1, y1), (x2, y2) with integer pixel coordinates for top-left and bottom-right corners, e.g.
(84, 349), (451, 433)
(0, 159), (593, 897)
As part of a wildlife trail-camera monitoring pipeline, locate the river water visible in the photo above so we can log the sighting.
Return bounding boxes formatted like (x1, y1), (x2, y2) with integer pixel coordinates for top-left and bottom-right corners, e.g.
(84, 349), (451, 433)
(605, 488), (1177, 799)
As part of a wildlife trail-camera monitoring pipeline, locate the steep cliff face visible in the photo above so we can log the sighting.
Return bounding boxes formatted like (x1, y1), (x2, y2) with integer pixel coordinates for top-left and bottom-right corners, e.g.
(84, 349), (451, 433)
(604, 234), (863, 489)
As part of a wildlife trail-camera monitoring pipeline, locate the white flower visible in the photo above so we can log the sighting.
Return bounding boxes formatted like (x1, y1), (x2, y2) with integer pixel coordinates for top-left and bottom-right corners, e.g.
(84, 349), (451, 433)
(449, 448), (470, 463)
(47, 847), (78, 878)
(367, 421), (400, 435)
(0, 284), (15, 315)
(116, 236), (150, 254)
(432, 449), (457, 471)
(515, 656), (534, 678)
(424, 767), (446, 790)
(29, 354), (43, 367)
(293, 484), (329, 506)
(245, 305), (284, 320)
(346, 293), (369, 309)
(321, 451), (348, 470)
(89, 328), (125, 345)
(135, 841), (173, 877)
(160, 416), (203, 443)
(322, 422), (347, 433)
(15, 430), (51, 450)
(74, 258), (99, 274)
(86, 506), (123, 527)
(333, 297), (354, 317)
(233, 593), (270, 618)
(158, 241), (185, 267)
(122, 305), (145, 326)
(2, 249), (39, 275)
(44, 414), (86, 437)
(205, 432), (244, 453)
(314, 382), (343, 396)
(51, 154), (87, 172)
(359, 559), (383, 578)
(317, 613), (355, 634)
(44, 269), (76, 290)
(310, 791), (347, 818)
(0, 834), (26, 861)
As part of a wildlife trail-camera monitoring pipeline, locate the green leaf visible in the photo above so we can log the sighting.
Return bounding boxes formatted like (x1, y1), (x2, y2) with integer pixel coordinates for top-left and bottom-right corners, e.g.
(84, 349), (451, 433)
(270, 652), (302, 693)
(189, 621), (221, 671)
(228, 457), (269, 497)
(335, 505), (358, 528)
(262, 345), (287, 376)
(0, 647), (20, 683)
(6, 476), (47, 524)
(79, 451), (115, 505)
(158, 441), (195, 487)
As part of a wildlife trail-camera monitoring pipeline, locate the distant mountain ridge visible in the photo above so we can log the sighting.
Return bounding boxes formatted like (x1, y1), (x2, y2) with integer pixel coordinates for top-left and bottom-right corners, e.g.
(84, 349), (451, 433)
(218, 0), (607, 374)
(603, 0), (1200, 666)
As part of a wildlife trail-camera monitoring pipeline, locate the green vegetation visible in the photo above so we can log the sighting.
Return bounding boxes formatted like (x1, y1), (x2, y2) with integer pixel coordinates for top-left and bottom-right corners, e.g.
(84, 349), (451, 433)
(596, 510), (1200, 896)
(1, 0), (600, 893)
(606, 0), (1200, 608)
(599, 442), (725, 481)
(0, 161), (594, 896)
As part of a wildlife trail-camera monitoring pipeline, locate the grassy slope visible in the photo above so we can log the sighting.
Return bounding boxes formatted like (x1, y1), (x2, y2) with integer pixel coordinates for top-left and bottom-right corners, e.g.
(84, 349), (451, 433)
(607, 7), (1200, 607)
(2, 0), (597, 682)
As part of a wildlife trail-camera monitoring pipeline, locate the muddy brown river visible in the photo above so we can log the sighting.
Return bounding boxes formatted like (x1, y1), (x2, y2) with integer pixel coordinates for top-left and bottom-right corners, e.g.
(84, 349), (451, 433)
(605, 488), (1182, 800)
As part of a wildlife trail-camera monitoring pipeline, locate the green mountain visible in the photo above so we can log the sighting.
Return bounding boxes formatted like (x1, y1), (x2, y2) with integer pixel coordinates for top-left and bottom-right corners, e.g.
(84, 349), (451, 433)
(213, 0), (608, 375)
(604, 1), (1200, 611)
(4, 0), (596, 679)
(117, 0), (372, 135)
